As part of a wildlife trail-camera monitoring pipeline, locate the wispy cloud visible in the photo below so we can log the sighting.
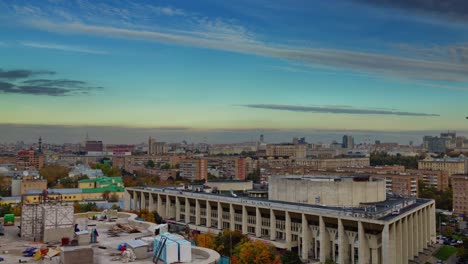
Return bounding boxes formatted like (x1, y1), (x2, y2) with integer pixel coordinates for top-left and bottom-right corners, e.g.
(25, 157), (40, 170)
(5, 1), (468, 86)
(243, 104), (439, 117)
(0, 42), (7, 47)
(0, 68), (55, 80)
(21, 42), (107, 54)
(355, 0), (468, 24)
(24, 20), (468, 84)
(0, 68), (102, 96)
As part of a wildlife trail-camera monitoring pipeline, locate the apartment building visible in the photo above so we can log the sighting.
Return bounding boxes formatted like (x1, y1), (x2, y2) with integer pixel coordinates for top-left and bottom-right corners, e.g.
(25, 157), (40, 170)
(266, 144), (307, 158)
(452, 175), (468, 216)
(418, 156), (468, 175)
(179, 159), (208, 181)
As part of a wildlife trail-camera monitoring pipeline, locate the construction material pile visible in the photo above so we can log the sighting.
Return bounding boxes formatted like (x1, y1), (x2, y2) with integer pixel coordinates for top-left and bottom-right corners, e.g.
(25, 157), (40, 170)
(108, 223), (140, 235)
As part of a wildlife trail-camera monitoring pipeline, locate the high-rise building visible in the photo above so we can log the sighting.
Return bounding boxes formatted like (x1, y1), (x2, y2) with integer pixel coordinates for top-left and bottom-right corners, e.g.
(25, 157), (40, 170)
(452, 175), (468, 216)
(179, 159), (208, 181)
(423, 131), (456, 153)
(85, 140), (103, 152)
(342, 135), (355, 149)
(148, 136), (168, 155)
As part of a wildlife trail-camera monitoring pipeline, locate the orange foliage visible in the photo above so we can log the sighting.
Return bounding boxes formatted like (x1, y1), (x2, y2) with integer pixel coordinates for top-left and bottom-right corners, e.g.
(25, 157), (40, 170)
(195, 232), (216, 249)
(234, 240), (276, 264)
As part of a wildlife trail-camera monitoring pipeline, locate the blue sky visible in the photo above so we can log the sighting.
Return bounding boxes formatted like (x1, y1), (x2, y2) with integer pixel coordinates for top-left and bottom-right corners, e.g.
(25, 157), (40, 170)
(0, 0), (468, 143)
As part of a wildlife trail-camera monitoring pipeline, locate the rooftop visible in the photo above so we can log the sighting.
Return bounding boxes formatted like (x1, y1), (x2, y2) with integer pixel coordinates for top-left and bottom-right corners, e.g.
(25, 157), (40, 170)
(127, 186), (432, 222)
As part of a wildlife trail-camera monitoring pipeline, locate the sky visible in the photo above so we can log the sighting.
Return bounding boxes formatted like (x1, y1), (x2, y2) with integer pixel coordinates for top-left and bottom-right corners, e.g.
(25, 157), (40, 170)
(0, 0), (468, 144)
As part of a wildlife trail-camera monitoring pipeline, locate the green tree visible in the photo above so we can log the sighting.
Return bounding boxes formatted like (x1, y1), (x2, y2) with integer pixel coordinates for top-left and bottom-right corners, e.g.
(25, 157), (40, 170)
(215, 230), (248, 257)
(160, 163), (171, 170)
(146, 160), (155, 169)
(281, 250), (303, 264)
(152, 211), (164, 224)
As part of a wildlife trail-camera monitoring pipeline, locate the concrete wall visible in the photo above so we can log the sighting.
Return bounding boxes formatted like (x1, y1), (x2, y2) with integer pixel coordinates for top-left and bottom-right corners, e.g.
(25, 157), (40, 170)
(205, 180), (253, 191)
(269, 177), (386, 207)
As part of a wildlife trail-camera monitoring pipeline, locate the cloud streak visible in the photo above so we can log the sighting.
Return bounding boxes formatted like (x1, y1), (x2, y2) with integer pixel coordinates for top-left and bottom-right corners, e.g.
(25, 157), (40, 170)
(355, 0), (468, 24)
(0, 68), (103, 96)
(27, 20), (468, 84)
(0, 68), (55, 80)
(243, 104), (439, 117)
(21, 42), (107, 54)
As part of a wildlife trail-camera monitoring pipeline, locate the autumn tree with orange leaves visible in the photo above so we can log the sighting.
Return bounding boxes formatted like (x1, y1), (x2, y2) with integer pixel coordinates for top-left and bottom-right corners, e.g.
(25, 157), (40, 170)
(195, 232), (216, 249)
(231, 240), (278, 264)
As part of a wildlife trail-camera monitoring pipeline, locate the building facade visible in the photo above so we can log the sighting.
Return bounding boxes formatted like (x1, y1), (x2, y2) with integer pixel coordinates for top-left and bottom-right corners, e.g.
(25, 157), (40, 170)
(418, 156), (468, 176)
(452, 175), (468, 216)
(266, 144), (307, 158)
(125, 186), (436, 264)
(179, 159), (208, 180)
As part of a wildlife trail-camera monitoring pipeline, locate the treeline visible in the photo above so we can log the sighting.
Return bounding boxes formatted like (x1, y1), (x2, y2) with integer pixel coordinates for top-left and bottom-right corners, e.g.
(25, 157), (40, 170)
(370, 152), (423, 169)
(418, 180), (452, 210)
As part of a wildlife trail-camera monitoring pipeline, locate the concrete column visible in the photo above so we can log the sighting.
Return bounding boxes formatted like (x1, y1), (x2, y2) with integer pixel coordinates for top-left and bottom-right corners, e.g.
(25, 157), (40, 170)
(412, 212), (418, 256)
(175, 196), (181, 221)
(371, 248), (379, 264)
(124, 190), (131, 211)
(140, 193), (146, 210)
(338, 219), (349, 264)
(301, 214), (310, 261)
(217, 202), (222, 229)
(242, 205), (248, 234)
(157, 194), (163, 217)
(418, 210), (424, 252)
(149, 194), (155, 212)
(381, 224), (389, 264)
(396, 220), (403, 264)
(229, 204), (235, 231)
(185, 197), (190, 223)
(408, 214), (414, 259)
(166, 195), (171, 218)
(195, 199), (201, 225)
(358, 221), (369, 264)
(132, 191), (138, 211)
(255, 207), (261, 238)
(270, 209), (277, 240)
(206, 201), (212, 228)
(320, 216), (331, 263)
(402, 218), (408, 263)
(430, 204), (436, 243)
(285, 211), (292, 250)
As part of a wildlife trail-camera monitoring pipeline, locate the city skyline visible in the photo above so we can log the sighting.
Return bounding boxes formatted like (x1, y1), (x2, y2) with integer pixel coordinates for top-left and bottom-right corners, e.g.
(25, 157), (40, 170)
(1, 0), (468, 141)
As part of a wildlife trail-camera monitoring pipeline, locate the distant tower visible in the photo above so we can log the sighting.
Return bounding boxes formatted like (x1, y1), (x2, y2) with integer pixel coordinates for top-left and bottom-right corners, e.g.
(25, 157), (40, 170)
(38, 136), (42, 153)
(260, 134), (264, 143)
(148, 136), (156, 155)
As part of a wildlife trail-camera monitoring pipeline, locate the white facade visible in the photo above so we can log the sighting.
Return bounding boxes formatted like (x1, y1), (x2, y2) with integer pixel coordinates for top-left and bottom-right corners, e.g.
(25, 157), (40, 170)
(125, 187), (436, 264)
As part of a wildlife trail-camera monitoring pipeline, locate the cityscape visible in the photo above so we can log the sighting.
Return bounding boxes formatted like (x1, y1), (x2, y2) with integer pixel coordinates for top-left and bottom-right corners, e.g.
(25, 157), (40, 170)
(1, 1), (468, 264)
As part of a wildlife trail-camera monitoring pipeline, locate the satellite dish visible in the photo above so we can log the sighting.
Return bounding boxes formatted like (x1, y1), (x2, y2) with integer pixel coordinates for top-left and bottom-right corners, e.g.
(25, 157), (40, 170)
(23, 171), (29, 177)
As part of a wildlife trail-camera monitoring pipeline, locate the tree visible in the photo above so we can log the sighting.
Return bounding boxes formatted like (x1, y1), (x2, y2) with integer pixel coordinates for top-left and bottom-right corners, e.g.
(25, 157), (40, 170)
(109, 193), (119, 202)
(281, 250), (303, 264)
(195, 232), (216, 249)
(102, 190), (111, 200)
(40, 165), (71, 187)
(160, 163), (171, 170)
(145, 160), (155, 169)
(152, 211), (163, 224)
(215, 230), (248, 257)
(232, 240), (276, 264)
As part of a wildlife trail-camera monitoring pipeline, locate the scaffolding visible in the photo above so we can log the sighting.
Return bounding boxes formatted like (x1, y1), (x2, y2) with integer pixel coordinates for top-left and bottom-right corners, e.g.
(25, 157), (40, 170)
(20, 203), (74, 242)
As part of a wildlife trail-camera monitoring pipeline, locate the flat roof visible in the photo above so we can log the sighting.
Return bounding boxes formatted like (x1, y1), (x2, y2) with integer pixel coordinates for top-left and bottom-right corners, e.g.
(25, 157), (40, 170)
(127, 186), (432, 222)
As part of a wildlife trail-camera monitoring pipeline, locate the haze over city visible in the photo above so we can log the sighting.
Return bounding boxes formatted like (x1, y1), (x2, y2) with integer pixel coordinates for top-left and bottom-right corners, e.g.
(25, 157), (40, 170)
(1, 0), (468, 143)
